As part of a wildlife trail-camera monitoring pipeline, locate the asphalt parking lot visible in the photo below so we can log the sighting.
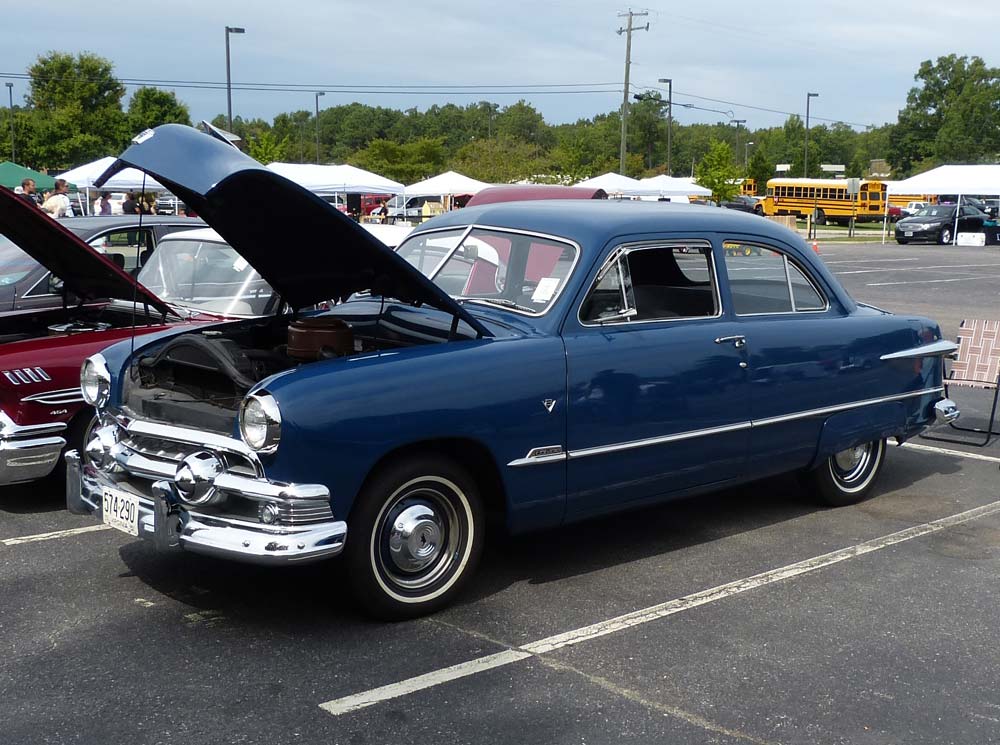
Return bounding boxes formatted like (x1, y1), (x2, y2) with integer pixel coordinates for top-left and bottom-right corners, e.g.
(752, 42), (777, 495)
(2, 241), (1000, 745)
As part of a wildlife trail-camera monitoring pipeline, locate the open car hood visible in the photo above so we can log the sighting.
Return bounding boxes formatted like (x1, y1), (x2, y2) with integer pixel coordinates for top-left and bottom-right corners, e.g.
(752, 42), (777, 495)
(97, 124), (490, 336)
(0, 187), (171, 315)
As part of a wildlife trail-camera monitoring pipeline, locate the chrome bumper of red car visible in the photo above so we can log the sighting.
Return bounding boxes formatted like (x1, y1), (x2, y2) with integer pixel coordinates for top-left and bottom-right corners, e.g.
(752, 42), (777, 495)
(0, 411), (66, 485)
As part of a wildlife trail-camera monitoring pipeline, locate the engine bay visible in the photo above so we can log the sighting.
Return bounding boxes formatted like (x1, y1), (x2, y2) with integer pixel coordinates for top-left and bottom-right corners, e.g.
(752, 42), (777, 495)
(121, 301), (475, 433)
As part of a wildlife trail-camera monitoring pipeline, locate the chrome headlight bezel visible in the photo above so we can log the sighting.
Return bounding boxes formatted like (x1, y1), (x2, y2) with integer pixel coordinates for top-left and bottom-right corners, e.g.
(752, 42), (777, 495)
(239, 392), (281, 453)
(80, 354), (111, 408)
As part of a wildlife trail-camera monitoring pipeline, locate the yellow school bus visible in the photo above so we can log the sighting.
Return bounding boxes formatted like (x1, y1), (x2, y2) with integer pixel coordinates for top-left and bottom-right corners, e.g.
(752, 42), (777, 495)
(740, 178), (757, 196)
(757, 178), (888, 225)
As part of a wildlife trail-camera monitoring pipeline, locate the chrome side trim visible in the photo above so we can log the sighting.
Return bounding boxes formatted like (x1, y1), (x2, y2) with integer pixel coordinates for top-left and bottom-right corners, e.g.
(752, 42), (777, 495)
(751, 387), (945, 428)
(507, 445), (567, 467)
(547, 387), (945, 463)
(568, 421), (752, 460)
(0, 410), (68, 439)
(21, 387), (85, 405)
(880, 340), (959, 360)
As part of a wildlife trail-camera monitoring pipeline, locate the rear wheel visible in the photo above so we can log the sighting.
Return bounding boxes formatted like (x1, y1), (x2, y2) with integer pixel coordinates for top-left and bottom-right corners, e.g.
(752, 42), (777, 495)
(801, 438), (886, 506)
(346, 455), (484, 619)
(812, 208), (826, 226)
(939, 226), (953, 244)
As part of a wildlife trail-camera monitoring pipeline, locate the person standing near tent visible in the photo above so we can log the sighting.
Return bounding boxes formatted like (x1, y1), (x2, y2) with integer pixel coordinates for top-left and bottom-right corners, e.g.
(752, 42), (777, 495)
(18, 178), (39, 207)
(98, 191), (112, 215)
(122, 192), (139, 215)
(41, 179), (74, 218)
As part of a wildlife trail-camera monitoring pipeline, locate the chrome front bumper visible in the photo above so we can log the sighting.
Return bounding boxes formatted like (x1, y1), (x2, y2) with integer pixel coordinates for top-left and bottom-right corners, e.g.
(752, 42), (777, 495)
(66, 450), (348, 565)
(0, 411), (66, 485)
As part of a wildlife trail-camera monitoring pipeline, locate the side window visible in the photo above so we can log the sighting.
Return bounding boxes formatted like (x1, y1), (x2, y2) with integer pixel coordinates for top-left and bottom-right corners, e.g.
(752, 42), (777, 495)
(723, 241), (827, 315)
(88, 229), (153, 272)
(581, 243), (719, 324)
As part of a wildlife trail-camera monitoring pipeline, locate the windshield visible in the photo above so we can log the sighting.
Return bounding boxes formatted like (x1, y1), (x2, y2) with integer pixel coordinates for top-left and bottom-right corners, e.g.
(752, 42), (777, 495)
(913, 206), (954, 218)
(0, 235), (41, 287)
(137, 238), (276, 316)
(396, 227), (579, 315)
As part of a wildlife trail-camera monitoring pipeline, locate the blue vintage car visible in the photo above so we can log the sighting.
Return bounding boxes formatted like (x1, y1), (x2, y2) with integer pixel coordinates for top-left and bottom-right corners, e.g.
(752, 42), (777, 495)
(69, 125), (959, 618)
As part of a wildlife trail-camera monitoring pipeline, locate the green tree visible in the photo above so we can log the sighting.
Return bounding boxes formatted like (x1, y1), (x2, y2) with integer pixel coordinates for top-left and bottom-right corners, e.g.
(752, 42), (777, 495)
(887, 55), (1000, 175)
(449, 137), (548, 183)
(628, 91), (666, 169)
(746, 146), (771, 195)
(350, 137), (447, 184)
(127, 87), (191, 135)
(695, 140), (741, 202)
(246, 129), (289, 163)
(496, 100), (552, 148)
(24, 51), (127, 166)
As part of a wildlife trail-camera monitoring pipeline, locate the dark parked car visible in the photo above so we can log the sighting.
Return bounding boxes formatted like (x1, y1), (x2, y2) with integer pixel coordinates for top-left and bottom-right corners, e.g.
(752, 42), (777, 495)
(0, 215), (202, 313)
(71, 124), (958, 618)
(895, 205), (987, 244)
(721, 194), (762, 214)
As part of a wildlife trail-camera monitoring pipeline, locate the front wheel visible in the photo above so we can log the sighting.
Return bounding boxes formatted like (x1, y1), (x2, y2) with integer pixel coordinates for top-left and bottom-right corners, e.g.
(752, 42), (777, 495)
(896, 238), (909, 245)
(939, 226), (953, 245)
(801, 438), (886, 506)
(346, 456), (484, 619)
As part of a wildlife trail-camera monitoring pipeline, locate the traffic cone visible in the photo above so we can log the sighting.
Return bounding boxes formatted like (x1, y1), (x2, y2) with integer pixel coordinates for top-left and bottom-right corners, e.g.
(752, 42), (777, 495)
(812, 240), (820, 254)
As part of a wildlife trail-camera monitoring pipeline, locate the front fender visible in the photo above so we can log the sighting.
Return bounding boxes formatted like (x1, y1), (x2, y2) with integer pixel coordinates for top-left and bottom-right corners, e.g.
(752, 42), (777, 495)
(260, 336), (569, 531)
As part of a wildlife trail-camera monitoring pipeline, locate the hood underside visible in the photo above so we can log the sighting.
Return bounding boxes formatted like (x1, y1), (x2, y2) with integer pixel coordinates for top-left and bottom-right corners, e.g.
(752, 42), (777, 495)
(0, 188), (170, 313)
(97, 124), (489, 336)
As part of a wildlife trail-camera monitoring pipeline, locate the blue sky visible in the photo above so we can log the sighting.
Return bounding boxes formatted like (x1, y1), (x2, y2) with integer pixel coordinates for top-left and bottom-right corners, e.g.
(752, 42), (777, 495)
(3, 0), (998, 131)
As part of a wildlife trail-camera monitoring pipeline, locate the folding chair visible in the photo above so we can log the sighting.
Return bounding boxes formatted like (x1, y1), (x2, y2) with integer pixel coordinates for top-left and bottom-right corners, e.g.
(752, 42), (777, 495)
(922, 319), (1000, 446)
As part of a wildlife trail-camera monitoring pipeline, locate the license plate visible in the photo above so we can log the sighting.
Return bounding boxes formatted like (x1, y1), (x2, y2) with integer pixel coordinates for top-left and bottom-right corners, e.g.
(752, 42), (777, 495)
(102, 488), (140, 536)
(904, 231), (913, 237)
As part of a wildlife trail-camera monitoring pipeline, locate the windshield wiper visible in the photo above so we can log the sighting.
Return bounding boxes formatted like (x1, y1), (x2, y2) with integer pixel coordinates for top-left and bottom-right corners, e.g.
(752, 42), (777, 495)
(456, 296), (535, 313)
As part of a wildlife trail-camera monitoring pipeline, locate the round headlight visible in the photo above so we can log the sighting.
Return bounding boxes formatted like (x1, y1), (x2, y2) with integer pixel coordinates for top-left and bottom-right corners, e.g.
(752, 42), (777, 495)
(80, 354), (111, 408)
(239, 392), (281, 453)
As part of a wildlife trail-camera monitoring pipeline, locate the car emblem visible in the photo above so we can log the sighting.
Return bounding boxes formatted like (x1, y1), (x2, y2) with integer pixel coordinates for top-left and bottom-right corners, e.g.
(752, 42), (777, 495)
(542, 399), (556, 413)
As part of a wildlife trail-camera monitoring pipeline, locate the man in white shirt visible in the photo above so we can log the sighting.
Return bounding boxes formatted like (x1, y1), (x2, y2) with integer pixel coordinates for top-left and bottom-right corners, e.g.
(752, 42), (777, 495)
(41, 179), (74, 218)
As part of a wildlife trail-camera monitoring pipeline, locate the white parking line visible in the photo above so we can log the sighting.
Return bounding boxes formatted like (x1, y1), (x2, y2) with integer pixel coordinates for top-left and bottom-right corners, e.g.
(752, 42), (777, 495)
(318, 499), (1000, 717)
(824, 258), (921, 265)
(836, 262), (1000, 275)
(1, 524), (111, 546)
(867, 273), (1000, 287)
(900, 441), (1000, 464)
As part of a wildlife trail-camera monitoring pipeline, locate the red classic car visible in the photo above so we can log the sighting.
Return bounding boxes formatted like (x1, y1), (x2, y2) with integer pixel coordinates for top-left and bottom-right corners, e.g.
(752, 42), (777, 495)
(0, 189), (281, 487)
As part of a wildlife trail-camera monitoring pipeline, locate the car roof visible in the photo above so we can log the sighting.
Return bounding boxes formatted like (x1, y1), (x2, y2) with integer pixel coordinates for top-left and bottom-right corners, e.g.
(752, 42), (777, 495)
(65, 216), (206, 238)
(417, 199), (800, 248)
(159, 223), (413, 248)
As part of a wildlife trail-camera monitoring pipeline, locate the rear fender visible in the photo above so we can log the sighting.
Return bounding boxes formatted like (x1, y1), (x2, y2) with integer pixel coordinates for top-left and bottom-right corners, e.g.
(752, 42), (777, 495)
(808, 402), (905, 470)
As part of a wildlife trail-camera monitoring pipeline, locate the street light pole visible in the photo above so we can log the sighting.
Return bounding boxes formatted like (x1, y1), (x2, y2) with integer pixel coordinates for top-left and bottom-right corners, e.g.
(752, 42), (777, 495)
(5, 83), (13, 162)
(314, 91), (325, 164)
(658, 77), (672, 175)
(225, 26), (245, 132)
(745, 141), (754, 169)
(804, 92), (819, 177)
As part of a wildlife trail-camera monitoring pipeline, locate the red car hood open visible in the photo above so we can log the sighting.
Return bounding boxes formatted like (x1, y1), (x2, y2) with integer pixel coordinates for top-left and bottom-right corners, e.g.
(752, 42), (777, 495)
(0, 188), (171, 316)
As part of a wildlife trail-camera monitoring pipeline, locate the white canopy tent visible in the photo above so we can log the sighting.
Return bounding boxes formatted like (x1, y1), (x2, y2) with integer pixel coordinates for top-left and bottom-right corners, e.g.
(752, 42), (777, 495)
(574, 172), (645, 195)
(58, 156), (167, 214)
(882, 165), (1000, 244)
(267, 162), (404, 194)
(58, 156), (166, 191)
(637, 175), (712, 197)
(405, 170), (490, 197)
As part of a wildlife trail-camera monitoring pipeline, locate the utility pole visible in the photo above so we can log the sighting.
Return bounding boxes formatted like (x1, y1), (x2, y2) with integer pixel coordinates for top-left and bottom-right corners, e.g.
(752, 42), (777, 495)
(224, 26), (245, 132)
(732, 119), (746, 168)
(658, 77), (672, 175)
(5, 83), (13, 163)
(617, 9), (648, 175)
(314, 91), (325, 164)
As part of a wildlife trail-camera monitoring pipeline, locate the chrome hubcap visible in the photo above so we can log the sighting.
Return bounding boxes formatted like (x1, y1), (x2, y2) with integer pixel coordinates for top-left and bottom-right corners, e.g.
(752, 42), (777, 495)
(374, 480), (465, 593)
(832, 443), (873, 484)
(388, 505), (444, 573)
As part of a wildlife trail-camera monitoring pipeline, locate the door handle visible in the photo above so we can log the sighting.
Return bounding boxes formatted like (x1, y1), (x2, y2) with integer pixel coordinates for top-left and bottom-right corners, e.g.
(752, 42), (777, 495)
(714, 335), (746, 348)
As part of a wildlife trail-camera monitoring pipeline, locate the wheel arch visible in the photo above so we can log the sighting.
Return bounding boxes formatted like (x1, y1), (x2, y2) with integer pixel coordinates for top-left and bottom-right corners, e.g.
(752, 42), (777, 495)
(350, 437), (508, 524)
(808, 401), (905, 470)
